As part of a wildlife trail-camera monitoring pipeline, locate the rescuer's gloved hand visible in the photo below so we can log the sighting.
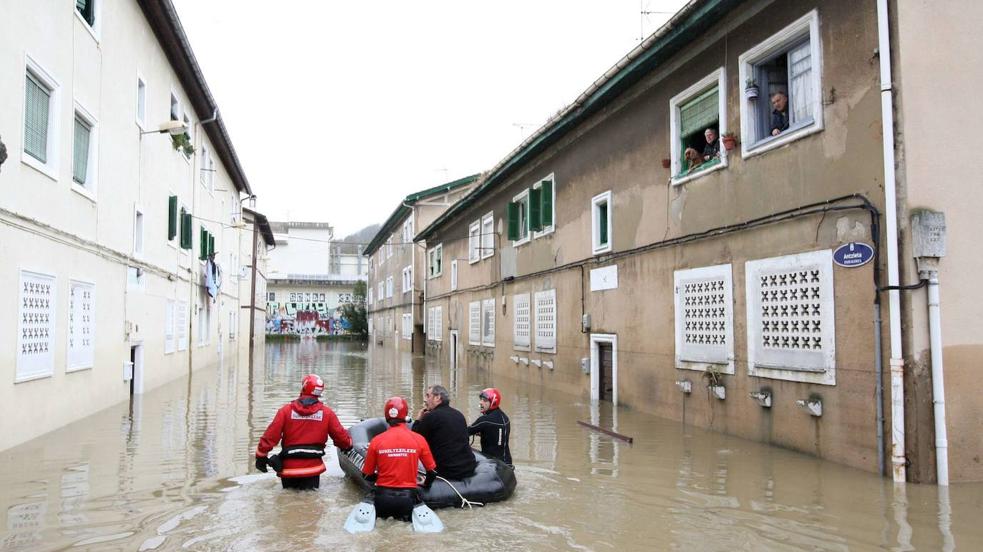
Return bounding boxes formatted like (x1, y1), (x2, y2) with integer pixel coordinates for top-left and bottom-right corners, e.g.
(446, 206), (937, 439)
(364, 473), (378, 484)
(267, 454), (283, 473)
(255, 456), (268, 473)
(422, 470), (437, 489)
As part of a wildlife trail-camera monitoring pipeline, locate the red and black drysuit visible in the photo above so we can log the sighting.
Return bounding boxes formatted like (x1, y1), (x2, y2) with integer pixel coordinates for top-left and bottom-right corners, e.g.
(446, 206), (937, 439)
(361, 423), (437, 520)
(255, 395), (352, 489)
(468, 408), (512, 465)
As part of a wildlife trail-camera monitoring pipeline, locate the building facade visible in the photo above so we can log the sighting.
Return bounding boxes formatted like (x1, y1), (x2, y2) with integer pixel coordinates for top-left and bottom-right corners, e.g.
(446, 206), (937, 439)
(417, 0), (983, 482)
(265, 222), (367, 335)
(0, 0), (266, 450)
(365, 175), (479, 353)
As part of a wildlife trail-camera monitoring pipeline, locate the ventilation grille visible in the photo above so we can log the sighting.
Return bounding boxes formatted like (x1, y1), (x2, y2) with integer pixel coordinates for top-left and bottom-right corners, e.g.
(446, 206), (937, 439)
(535, 289), (556, 352)
(514, 293), (530, 348)
(68, 281), (95, 370)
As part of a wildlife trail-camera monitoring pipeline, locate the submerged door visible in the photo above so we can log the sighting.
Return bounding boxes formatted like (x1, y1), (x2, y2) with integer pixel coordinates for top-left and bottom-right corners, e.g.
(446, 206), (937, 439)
(598, 342), (614, 402)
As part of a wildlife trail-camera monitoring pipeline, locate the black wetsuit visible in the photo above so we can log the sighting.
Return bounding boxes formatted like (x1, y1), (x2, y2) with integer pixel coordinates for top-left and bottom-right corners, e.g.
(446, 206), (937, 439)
(468, 409), (512, 465)
(412, 403), (477, 480)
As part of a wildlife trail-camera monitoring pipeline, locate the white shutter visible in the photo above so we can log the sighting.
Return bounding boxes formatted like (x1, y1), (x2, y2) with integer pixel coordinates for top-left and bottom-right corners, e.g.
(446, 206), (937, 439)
(68, 280), (95, 371)
(482, 298), (495, 346)
(513, 293), (530, 348)
(434, 306), (443, 341)
(673, 265), (733, 371)
(535, 289), (556, 352)
(17, 271), (56, 382)
(164, 300), (176, 354)
(177, 300), (189, 351)
(469, 301), (481, 345)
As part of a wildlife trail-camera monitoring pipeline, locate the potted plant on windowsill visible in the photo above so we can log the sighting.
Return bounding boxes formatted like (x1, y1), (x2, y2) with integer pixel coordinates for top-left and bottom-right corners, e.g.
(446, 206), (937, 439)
(745, 77), (759, 100)
(721, 131), (738, 151)
(170, 132), (195, 157)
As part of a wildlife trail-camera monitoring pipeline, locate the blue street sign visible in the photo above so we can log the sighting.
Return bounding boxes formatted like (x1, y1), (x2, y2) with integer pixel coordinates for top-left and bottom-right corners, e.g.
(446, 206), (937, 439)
(833, 242), (874, 268)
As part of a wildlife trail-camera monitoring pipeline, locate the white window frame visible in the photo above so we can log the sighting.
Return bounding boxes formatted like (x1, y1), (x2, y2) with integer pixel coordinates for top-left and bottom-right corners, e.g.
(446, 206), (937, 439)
(511, 189), (531, 247)
(591, 191), (613, 255)
(428, 244), (443, 278)
(133, 204), (145, 258)
(378, 281), (385, 302)
(532, 173), (556, 238)
(367, 288), (373, 306)
(589, 333), (618, 405)
(469, 301), (481, 345)
(673, 264), (734, 374)
(468, 220), (481, 263)
(200, 144), (215, 193)
(745, 249), (836, 385)
(481, 298), (496, 347)
(433, 306), (443, 342)
(402, 313), (413, 340)
(170, 90), (181, 122)
(481, 212), (495, 259)
(22, 54), (61, 181)
(16, 270), (57, 383)
(136, 73), (148, 130)
(75, 0), (101, 42)
(402, 265), (412, 294)
(669, 68), (728, 186)
(71, 101), (99, 200)
(127, 266), (145, 291)
(513, 293), (531, 351)
(386, 276), (393, 298)
(739, 10), (823, 158)
(534, 289), (557, 353)
(450, 260), (458, 291)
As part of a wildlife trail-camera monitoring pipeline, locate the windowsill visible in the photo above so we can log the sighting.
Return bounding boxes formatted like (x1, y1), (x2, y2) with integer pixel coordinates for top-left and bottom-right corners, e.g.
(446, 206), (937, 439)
(676, 360), (735, 375)
(534, 347), (556, 355)
(533, 226), (555, 239)
(14, 372), (53, 384)
(75, 11), (101, 44)
(66, 365), (93, 374)
(71, 183), (97, 203)
(512, 236), (531, 248)
(671, 157), (726, 186)
(592, 243), (612, 256)
(513, 344), (530, 352)
(742, 121), (822, 159)
(21, 154), (59, 182)
(469, 256), (480, 265)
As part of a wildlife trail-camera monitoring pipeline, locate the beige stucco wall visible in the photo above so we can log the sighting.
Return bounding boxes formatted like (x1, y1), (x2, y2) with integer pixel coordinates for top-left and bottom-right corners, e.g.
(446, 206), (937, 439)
(895, 0), (983, 482)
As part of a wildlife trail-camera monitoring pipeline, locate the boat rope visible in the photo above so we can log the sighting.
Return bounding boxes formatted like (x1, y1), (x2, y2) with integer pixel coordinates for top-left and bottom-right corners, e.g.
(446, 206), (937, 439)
(436, 476), (484, 509)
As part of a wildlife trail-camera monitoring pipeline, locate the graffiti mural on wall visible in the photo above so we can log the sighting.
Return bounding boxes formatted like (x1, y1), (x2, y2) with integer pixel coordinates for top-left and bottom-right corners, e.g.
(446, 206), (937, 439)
(266, 301), (350, 336)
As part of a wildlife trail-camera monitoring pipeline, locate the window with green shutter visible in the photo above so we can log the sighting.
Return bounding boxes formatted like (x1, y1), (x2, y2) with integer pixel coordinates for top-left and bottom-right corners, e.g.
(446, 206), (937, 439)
(507, 202), (519, 241)
(72, 115), (91, 185)
(24, 73), (50, 163)
(208, 234), (215, 257)
(180, 211), (192, 249)
(540, 179), (553, 228)
(677, 86), (720, 176)
(199, 227), (208, 260)
(168, 196), (178, 240)
(529, 187), (542, 232)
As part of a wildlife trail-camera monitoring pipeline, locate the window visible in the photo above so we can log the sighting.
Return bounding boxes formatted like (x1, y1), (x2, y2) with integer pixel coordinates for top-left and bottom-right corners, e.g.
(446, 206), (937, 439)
(450, 260), (458, 291)
(133, 206), (145, 257)
(669, 68), (727, 183)
(403, 218), (414, 245)
(182, 114), (192, 159)
(403, 313), (413, 340)
(198, 297), (210, 346)
(745, 249), (835, 385)
(469, 301), (481, 345)
(200, 145), (214, 192)
(127, 266), (144, 290)
(402, 266), (412, 293)
(468, 221), (481, 263)
(532, 176), (555, 237)
(427, 306), (443, 341)
(290, 293), (297, 302)
(17, 270), (56, 382)
(136, 76), (147, 129)
(535, 289), (557, 353)
(165, 299), (176, 354)
(386, 276), (393, 298)
(674, 264), (734, 374)
(170, 93), (180, 121)
(477, 212), (494, 259)
(367, 288), (373, 306)
(72, 107), (98, 193)
(507, 190), (530, 245)
(177, 300), (189, 351)
(168, 195), (179, 243)
(428, 244), (443, 278)
(481, 298), (495, 347)
(378, 281), (384, 302)
(179, 207), (192, 250)
(514, 293), (531, 350)
(591, 191), (612, 255)
(739, 10), (822, 155)
(76, 0), (99, 35)
(23, 57), (61, 178)
(267, 292), (276, 302)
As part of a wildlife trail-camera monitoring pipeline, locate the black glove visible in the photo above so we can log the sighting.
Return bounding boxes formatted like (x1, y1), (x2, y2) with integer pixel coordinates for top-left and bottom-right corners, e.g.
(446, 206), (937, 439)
(255, 456), (268, 473)
(338, 445), (353, 454)
(422, 470), (437, 489)
(267, 454), (283, 473)
(364, 473), (378, 484)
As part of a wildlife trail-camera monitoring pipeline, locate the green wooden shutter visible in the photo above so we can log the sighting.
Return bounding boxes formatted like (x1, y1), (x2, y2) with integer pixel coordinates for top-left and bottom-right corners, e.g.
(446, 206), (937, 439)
(208, 234), (215, 257)
(183, 213), (193, 249)
(507, 202), (519, 241)
(529, 188), (542, 232)
(168, 196), (178, 240)
(679, 87), (719, 137)
(599, 203), (609, 246)
(199, 227), (207, 260)
(540, 179), (553, 227)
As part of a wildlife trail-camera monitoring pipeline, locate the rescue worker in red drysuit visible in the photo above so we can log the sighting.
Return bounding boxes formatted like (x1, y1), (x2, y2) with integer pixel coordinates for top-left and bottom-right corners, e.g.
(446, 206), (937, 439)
(254, 374), (353, 490)
(361, 396), (438, 521)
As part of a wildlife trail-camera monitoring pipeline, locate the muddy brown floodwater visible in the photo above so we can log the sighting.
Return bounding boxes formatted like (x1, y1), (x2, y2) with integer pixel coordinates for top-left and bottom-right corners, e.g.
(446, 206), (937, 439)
(1, 340), (982, 551)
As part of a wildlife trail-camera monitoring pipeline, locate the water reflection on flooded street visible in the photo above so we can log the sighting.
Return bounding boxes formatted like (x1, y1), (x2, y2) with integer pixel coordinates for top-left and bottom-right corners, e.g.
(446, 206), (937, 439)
(1, 340), (981, 550)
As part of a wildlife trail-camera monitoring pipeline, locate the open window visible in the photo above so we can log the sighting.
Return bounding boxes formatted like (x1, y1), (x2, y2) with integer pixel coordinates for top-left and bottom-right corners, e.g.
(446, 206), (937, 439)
(669, 68), (727, 184)
(428, 244), (443, 278)
(507, 190), (530, 246)
(739, 10), (822, 156)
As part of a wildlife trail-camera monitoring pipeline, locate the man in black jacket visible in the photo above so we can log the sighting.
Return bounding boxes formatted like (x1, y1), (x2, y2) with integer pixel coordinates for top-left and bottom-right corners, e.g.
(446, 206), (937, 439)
(468, 388), (512, 465)
(412, 385), (477, 480)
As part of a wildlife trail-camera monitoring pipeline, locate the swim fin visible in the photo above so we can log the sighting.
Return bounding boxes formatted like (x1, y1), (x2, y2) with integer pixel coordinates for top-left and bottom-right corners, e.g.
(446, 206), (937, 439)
(411, 502), (444, 533)
(343, 500), (376, 534)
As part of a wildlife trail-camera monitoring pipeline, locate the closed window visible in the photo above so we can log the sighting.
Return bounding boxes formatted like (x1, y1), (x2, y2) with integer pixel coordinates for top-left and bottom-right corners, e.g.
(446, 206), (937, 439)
(402, 266), (412, 293)
(133, 206), (145, 257)
(591, 191), (612, 255)
(23, 58), (61, 177)
(469, 301), (481, 345)
(403, 313), (413, 340)
(468, 221), (480, 263)
(386, 276), (393, 298)
(674, 264), (734, 374)
(72, 114), (92, 185)
(136, 76), (147, 128)
(428, 244), (443, 278)
(481, 212), (495, 259)
(481, 298), (495, 347)
(450, 260), (458, 291)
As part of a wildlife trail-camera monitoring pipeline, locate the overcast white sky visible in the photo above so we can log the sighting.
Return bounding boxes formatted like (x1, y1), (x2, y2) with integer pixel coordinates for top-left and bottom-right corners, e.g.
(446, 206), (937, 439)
(171, 0), (687, 238)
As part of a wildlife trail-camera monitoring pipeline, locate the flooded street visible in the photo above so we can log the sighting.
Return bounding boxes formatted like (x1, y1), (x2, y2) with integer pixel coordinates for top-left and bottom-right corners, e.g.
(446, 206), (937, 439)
(1, 340), (981, 551)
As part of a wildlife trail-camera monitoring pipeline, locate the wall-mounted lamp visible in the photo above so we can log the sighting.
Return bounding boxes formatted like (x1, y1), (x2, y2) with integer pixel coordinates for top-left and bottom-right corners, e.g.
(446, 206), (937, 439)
(141, 120), (189, 136)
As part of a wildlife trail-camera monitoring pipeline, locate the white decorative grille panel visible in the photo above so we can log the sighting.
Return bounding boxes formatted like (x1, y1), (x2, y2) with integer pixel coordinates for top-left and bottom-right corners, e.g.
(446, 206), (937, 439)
(165, 300), (176, 353)
(469, 301), (481, 345)
(68, 280), (95, 371)
(746, 250), (835, 384)
(176, 300), (189, 351)
(535, 289), (556, 352)
(513, 293), (530, 348)
(17, 271), (56, 382)
(481, 299), (495, 346)
(402, 313), (412, 340)
(434, 306), (443, 341)
(673, 264), (733, 372)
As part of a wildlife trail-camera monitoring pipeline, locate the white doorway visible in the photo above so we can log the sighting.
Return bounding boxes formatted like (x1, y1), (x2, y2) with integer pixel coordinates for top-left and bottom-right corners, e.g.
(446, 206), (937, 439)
(449, 330), (459, 370)
(129, 343), (145, 395)
(589, 334), (617, 405)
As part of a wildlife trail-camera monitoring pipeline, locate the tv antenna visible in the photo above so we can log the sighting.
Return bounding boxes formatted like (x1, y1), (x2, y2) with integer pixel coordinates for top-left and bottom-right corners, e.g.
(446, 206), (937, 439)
(640, 1), (674, 42)
(512, 122), (538, 140)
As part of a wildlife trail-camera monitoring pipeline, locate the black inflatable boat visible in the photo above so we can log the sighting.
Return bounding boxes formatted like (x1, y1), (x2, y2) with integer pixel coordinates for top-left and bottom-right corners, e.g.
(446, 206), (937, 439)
(338, 417), (516, 509)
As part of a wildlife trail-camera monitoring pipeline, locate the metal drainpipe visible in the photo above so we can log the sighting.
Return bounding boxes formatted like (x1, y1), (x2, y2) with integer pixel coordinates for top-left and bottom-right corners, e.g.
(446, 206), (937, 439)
(876, 0), (907, 483)
(925, 272), (949, 485)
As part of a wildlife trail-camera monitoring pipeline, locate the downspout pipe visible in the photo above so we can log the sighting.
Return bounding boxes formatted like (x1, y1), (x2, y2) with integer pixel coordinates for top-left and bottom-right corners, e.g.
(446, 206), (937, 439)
(925, 272), (949, 485)
(876, 0), (907, 483)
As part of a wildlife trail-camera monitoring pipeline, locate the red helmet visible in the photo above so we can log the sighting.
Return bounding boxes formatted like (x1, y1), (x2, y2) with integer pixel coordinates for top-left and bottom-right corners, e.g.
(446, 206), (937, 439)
(301, 374), (324, 397)
(479, 388), (501, 411)
(384, 396), (409, 422)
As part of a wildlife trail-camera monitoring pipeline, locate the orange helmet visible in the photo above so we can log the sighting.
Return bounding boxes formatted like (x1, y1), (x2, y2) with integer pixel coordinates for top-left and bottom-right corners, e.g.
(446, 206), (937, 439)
(479, 388), (501, 411)
(384, 396), (409, 423)
(301, 374), (324, 397)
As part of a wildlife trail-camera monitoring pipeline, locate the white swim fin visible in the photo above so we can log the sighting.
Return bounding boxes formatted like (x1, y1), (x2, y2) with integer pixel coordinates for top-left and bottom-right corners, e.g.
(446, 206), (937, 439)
(343, 500), (376, 534)
(411, 502), (444, 533)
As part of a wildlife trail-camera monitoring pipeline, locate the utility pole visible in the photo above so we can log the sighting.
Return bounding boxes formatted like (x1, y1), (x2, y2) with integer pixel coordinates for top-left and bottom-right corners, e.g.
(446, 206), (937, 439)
(247, 216), (259, 370)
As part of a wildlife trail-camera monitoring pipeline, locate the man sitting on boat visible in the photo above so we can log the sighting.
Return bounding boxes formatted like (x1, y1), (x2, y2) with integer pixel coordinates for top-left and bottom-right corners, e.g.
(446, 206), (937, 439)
(468, 388), (512, 465)
(361, 397), (438, 521)
(413, 385), (477, 480)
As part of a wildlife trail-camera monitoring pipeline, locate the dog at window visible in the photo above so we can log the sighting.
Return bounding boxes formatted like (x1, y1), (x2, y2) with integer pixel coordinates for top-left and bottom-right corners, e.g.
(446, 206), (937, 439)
(684, 147), (703, 173)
